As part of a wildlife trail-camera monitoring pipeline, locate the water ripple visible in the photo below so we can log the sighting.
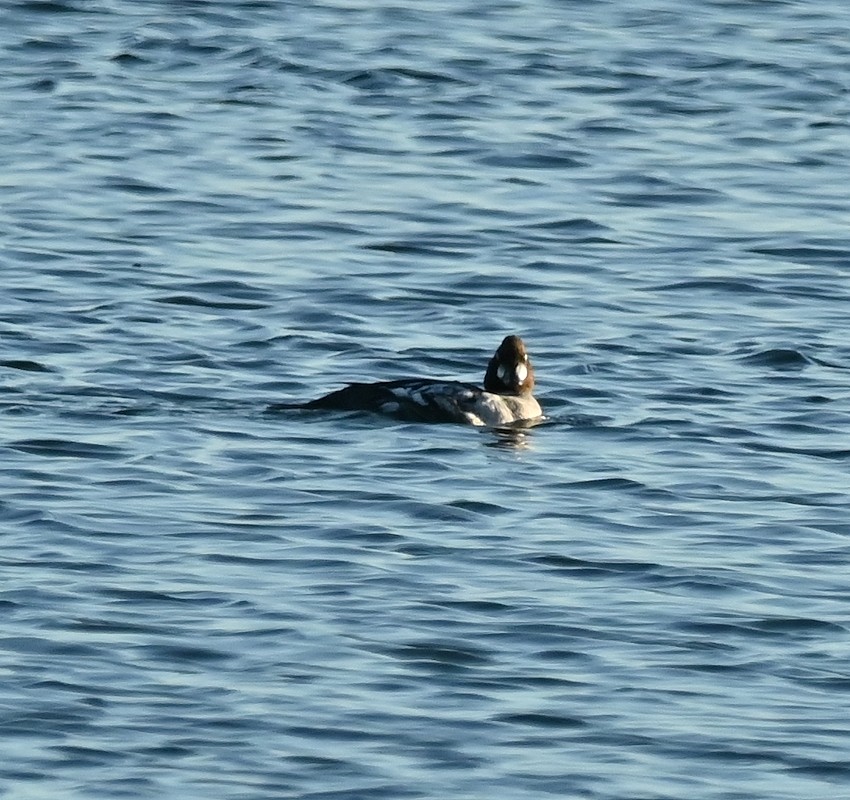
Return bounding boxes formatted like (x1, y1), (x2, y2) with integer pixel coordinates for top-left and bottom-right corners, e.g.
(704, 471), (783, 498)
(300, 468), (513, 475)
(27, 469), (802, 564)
(2, 1), (850, 798)
(8, 438), (125, 459)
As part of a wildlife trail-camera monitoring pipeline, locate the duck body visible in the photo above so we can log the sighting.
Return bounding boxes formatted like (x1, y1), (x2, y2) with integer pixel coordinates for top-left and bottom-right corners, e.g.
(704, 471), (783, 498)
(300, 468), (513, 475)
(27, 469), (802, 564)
(303, 377), (540, 426)
(294, 335), (542, 427)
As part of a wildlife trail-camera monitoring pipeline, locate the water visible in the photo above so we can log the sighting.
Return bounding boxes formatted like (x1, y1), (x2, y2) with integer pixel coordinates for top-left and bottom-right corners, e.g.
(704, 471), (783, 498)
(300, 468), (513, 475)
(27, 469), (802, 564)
(2, 0), (850, 797)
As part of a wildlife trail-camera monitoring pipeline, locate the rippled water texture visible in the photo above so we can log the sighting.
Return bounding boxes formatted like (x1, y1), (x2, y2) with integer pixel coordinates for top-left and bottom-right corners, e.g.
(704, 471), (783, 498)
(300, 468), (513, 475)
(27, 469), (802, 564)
(2, 0), (850, 798)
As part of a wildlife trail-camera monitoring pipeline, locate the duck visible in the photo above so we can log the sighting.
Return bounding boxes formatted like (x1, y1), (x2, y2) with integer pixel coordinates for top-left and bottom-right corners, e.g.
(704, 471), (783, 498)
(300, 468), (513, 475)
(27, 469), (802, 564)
(291, 335), (542, 427)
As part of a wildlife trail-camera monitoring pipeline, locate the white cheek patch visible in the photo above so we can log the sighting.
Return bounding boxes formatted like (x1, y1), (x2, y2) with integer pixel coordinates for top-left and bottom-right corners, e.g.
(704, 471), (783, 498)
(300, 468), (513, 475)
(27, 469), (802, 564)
(515, 363), (528, 384)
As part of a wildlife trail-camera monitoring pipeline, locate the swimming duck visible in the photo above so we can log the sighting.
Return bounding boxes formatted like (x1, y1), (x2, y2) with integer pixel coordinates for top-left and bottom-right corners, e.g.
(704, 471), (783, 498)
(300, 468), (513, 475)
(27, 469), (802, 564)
(295, 335), (542, 426)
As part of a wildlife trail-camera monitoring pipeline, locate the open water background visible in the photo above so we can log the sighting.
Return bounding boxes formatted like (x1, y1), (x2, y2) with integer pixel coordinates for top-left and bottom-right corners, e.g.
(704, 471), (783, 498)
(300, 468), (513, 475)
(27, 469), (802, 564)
(2, 1), (850, 798)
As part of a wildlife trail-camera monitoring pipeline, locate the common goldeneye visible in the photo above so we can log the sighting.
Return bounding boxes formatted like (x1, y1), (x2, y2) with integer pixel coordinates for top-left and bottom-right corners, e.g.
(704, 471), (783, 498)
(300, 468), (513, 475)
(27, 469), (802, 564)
(292, 335), (542, 427)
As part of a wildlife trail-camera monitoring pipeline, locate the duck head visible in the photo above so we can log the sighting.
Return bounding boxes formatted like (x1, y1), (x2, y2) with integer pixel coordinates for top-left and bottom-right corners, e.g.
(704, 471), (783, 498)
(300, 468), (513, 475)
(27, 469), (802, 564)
(483, 335), (535, 396)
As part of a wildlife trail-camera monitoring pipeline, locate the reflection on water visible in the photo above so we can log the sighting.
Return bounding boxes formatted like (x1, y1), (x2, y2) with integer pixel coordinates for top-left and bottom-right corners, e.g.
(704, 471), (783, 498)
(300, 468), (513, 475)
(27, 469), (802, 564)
(484, 418), (545, 450)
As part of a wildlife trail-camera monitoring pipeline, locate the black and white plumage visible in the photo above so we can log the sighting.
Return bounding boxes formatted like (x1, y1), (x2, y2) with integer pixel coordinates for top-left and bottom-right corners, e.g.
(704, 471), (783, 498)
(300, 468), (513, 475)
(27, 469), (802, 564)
(293, 335), (542, 427)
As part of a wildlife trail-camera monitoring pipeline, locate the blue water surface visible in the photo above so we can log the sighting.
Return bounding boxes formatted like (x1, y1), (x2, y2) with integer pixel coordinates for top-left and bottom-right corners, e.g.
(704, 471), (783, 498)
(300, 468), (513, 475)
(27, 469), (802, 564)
(2, 0), (850, 798)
